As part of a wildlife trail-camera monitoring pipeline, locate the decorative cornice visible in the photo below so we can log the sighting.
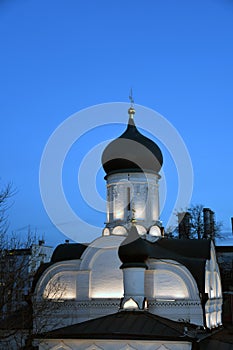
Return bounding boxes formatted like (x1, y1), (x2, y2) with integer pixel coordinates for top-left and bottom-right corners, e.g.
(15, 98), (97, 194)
(34, 299), (120, 309)
(148, 300), (202, 307)
(35, 299), (203, 310)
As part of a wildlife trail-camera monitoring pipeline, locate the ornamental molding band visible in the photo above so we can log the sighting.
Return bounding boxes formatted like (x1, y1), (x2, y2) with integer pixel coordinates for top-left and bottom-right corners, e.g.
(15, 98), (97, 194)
(157, 346), (171, 350)
(85, 345), (104, 350)
(51, 342), (72, 350)
(148, 301), (202, 307)
(35, 300), (120, 310)
(36, 299), (202, 310)
(119, 345), (137, 350)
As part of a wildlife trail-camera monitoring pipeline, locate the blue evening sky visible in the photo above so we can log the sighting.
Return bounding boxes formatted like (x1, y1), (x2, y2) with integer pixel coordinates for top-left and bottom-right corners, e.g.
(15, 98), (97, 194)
(1, 0), (233, 246)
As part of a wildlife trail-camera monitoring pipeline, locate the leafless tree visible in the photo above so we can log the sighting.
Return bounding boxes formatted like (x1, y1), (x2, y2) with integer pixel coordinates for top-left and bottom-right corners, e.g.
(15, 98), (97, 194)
(167, 204), (222, 241)
(0, 182), (15, 245)
(0, 182), (65, 349)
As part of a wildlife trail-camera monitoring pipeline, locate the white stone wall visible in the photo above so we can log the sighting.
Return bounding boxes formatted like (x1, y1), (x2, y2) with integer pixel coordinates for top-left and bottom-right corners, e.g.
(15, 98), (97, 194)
(38, 339), (192, 350)
(34, 236), (209, 331)
(146, 259), (203, 325)
(146, 260), (200, 300)
(105, 172), (160, 232)
(33, 237), (124, 331)
(204, 242), (223, 328)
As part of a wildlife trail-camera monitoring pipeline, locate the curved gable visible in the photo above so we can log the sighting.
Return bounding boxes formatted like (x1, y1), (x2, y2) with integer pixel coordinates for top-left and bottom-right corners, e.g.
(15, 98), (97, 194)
(34, 260), (81, 300)
(146, 259), (199, 300)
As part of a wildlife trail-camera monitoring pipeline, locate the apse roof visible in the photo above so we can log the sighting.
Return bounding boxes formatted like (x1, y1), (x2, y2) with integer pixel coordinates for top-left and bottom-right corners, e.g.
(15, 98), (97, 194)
(51, 243), (88, 262)
(156, 238), (211, 259)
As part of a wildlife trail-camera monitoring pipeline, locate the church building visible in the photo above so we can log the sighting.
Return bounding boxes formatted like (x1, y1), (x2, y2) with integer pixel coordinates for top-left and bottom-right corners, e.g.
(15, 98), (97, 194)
(33, 105), (223, 350)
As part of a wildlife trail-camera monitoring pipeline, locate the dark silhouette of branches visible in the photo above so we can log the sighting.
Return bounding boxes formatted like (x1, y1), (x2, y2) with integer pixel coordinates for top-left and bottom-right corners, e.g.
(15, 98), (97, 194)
(166, 204), (222, 241)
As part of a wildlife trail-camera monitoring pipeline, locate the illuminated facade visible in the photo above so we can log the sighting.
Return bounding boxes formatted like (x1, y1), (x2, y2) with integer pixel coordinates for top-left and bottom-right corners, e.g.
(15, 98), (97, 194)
(34, 106), (223, 349)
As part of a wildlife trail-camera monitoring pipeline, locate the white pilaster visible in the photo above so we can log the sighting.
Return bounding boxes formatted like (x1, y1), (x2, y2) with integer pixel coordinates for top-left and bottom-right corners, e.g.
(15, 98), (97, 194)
(120, 267), (147, 310)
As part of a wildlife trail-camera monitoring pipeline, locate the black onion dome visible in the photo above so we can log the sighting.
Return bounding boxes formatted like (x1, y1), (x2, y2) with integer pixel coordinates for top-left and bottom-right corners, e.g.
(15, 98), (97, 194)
(102, 111), (163, 176)
(118, 225), (149, 269)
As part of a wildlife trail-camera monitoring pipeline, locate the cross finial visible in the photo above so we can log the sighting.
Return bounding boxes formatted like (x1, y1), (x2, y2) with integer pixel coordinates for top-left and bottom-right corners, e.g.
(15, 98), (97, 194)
(129, 88), (134, 107)
(128, 88), (135, 119)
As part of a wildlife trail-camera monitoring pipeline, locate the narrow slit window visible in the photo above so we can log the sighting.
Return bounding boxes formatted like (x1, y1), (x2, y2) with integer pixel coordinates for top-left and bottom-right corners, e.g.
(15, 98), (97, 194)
(127, 187), (131, 211)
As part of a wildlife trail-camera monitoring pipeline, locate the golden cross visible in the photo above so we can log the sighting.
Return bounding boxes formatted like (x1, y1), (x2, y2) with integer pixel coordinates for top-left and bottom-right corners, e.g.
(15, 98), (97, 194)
(129, 88), (134, 107)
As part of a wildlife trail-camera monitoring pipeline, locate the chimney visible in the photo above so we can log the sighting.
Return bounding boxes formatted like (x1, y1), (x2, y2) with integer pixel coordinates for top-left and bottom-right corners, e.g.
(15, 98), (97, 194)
(203, 208), (215, 239)
(178, 212), (191, 239)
